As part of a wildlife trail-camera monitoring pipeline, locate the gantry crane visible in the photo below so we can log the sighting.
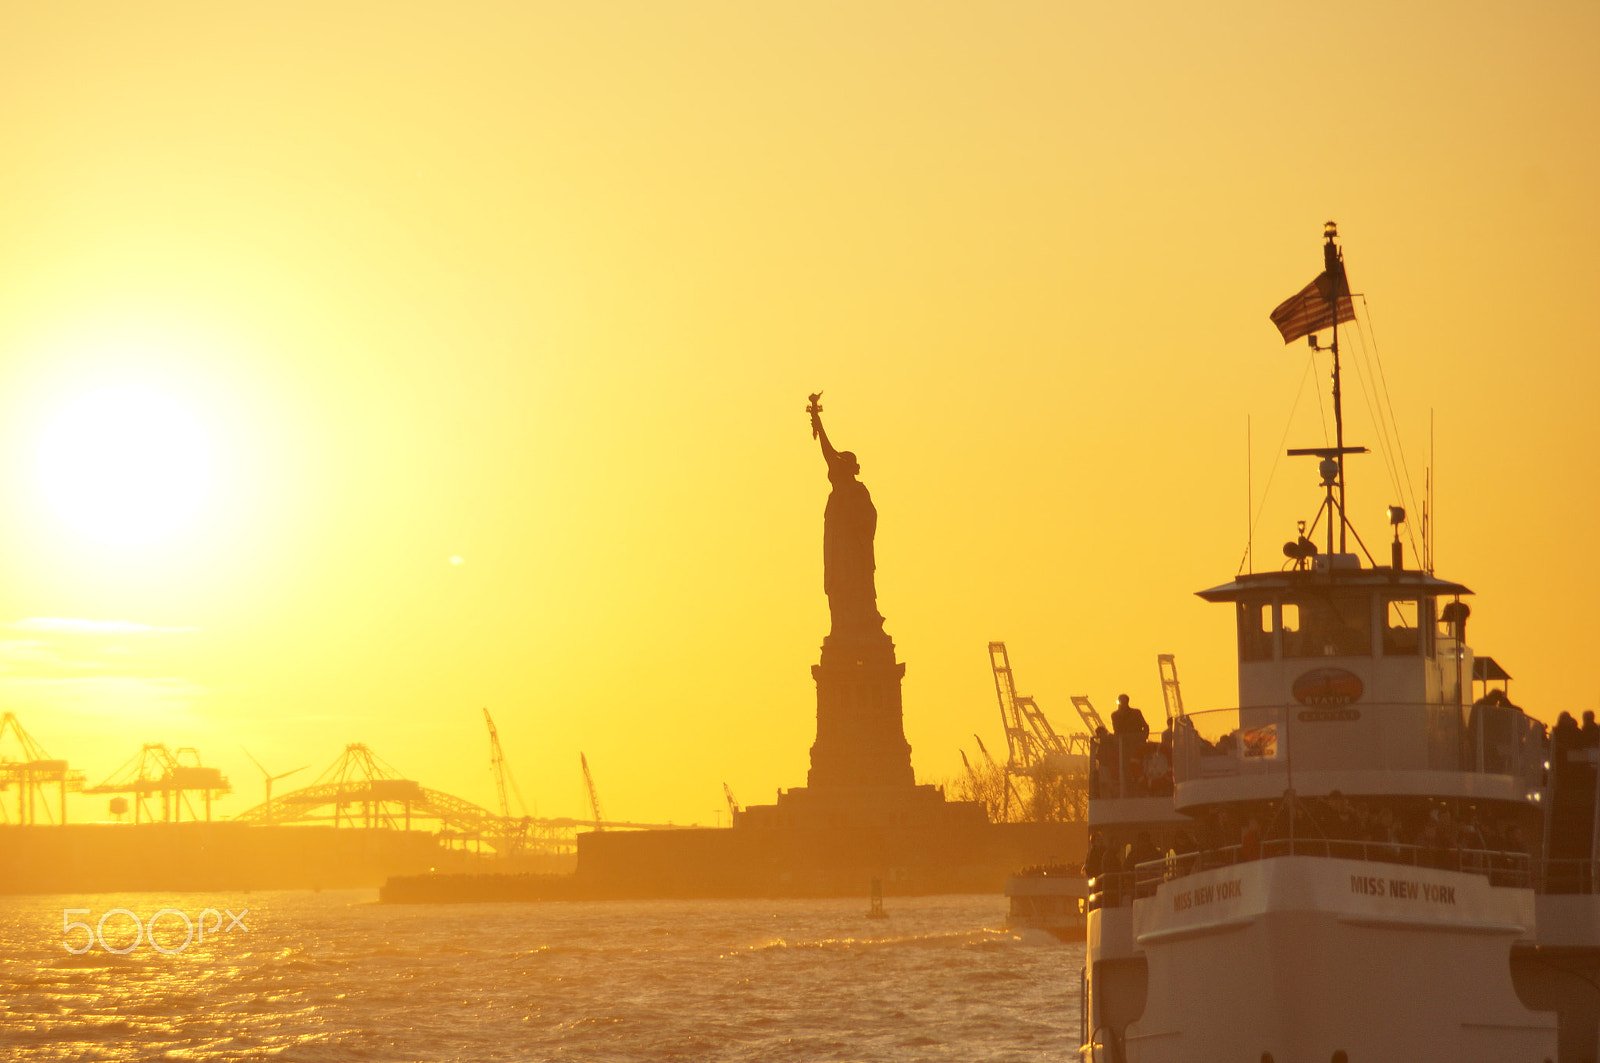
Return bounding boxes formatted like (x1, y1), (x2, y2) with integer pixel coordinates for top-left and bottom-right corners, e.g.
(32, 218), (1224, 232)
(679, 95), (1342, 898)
(989, 642), (1089, 766)
(0, 713), (86, 825)
(85, 744), (231, 823)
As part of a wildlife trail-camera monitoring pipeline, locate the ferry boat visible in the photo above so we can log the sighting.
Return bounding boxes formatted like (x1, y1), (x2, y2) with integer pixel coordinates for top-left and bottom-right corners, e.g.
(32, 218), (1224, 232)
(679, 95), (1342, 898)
(1004, 863), (1088, 942)
(1079, 224), (1598, 1062)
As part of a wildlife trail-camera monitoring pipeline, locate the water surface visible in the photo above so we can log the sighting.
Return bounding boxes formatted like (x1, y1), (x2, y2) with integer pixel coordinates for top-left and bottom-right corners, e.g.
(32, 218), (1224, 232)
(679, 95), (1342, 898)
(1, 891), (1080, 1061)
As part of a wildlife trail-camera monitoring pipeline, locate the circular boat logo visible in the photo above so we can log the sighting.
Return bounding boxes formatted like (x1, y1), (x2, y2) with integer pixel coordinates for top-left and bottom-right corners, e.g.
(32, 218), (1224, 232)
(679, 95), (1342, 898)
(1292, 667), (1364, 707)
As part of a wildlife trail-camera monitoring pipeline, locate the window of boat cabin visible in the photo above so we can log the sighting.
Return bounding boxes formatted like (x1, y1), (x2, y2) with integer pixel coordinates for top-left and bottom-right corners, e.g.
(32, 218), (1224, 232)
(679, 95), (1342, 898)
(1237, 601), (1273, 661)
(1382, 597), (1433, 657)
(1281, 594), (1373, 658)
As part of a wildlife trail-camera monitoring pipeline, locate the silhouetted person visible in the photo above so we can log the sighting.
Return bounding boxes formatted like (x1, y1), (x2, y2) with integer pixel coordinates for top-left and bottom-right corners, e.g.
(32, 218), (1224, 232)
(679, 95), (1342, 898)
(1584, 711), (1599, 749)
(1323, 789), (1357, 842)
(1111, 694), (1149, 742)
(1554, 712), (1581, 763)
(809, 395), (882, 637)
(1083, 831), (1110, 880)
(1143, 744), (1172, 796)
(1240, 816), (1261, 861)
(1111, 694), (1149, 791)
(1125, 831), (1162, 894)
(1092, 725), (1116, 796)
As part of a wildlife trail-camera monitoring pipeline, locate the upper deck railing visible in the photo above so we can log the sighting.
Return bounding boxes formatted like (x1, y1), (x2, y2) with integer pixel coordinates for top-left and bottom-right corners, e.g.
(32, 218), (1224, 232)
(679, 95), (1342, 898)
(1173, 703), (1546, 791)
(1087, 701), (1547, 800)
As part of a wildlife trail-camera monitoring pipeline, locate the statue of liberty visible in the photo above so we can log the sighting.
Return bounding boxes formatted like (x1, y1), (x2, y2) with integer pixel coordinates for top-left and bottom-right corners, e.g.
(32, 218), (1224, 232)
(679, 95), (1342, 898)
(808, 393), (884, 637)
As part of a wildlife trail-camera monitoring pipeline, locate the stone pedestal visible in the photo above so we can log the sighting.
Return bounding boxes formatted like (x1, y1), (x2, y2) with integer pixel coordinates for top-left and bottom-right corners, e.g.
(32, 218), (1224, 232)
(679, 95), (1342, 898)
(807, 629), (914, 789)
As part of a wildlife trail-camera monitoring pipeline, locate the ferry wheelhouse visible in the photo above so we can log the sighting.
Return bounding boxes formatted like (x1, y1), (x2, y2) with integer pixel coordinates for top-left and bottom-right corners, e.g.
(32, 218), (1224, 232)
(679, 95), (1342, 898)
(1080, 225), (1599, 1063)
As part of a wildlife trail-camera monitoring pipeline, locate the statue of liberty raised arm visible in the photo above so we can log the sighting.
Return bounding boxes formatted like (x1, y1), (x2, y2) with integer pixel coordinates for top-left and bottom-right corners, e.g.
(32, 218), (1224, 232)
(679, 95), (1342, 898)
(808, 393), (884, 637)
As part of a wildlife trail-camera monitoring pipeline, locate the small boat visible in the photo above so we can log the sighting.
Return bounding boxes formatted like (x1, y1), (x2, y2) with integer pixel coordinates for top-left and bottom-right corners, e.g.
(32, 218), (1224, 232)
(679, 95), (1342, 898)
(1004, 863), (1088, 942)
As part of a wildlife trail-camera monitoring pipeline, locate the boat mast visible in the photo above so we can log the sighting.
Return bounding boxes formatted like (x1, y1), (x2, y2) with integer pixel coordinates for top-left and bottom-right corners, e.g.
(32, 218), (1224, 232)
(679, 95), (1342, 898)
(1325, 221), (1349, 553)
(1278, 222), (1365, 559)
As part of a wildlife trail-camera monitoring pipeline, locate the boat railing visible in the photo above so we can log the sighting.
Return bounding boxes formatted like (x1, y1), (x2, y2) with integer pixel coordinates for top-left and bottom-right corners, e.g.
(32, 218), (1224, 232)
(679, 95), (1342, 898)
(1146, 703), (1550, 791)
(1086, 842), (1533, 912)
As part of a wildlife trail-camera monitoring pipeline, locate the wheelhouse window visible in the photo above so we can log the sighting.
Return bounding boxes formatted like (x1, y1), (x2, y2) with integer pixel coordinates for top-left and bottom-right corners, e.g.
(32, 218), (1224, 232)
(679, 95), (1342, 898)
(1237, 601), (1272, 661)
(1283, 594), (1373, 658)
(1382, 598), (1429, 656)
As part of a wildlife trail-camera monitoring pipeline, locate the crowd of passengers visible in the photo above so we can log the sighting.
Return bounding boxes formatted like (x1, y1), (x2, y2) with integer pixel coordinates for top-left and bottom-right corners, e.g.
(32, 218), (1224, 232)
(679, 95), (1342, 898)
(1545, 709), (1600, 888)
(1081, 792), (1532, 900)
(1091, 688), (1555, 800)
(1551, 709), (1600, 756)
(1089, 695), (1175, 798)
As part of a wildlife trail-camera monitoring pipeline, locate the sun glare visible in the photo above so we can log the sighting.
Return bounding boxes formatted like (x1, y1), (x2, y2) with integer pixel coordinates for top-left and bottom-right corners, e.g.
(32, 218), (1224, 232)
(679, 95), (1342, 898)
(35, 385), (214, 548)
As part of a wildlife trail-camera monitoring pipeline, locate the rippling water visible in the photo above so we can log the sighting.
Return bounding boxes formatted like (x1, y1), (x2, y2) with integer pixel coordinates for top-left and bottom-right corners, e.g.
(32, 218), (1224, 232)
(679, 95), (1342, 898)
(0, 891), (1081, 1061)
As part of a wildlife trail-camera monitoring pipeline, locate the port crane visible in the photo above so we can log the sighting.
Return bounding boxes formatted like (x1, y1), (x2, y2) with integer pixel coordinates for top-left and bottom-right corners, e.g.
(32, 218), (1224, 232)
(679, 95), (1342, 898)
(0, 713), (86, 825)
(982, 643), (1097, 823)
(484, 708), (527, 819)
(483, 708), (533, 854)
(1158, 653), (1186, 724)
(988, 641), (1087, 772)
(232, 740), (687, 855)
(1069, 696), (1108, 738)
(85, 744), (231, 823)
(580, 753), (605, 830)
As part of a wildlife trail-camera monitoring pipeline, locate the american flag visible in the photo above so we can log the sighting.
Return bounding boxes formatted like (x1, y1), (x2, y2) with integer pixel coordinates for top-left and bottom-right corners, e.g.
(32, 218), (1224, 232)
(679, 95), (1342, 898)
(1269, 269), (1355, 344)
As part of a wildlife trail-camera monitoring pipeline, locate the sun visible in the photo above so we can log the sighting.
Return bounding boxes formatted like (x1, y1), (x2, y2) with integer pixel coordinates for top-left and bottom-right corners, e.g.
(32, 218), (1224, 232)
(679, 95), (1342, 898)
(35, 385), (214, 548)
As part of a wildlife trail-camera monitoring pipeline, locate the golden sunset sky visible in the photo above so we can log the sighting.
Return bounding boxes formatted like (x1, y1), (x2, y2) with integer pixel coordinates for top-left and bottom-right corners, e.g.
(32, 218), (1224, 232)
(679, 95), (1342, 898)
(0, 3), (1595, 826)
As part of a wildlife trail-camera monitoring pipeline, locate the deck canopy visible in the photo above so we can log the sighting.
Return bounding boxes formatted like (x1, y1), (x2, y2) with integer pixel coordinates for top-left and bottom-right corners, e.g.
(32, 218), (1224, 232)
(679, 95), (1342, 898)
(1195, 568), (1471, 604)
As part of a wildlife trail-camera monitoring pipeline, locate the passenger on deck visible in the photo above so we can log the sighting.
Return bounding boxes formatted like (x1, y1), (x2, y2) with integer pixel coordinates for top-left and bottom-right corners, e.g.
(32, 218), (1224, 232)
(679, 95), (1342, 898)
(1083, 831), (1109, 875)
(1111, 694), (1150, 743)
(1323, 790), (1357, 842)
(1240, 816), (1261, 861)
(1583, 711), (1600, 748)
(1125, 831), (1162, 882)
(1092, 725), (1117, 797)
(1142, 744), (1172, 796)
(1504, 822), (1528, 855)
(1553, 712), (1580, 762)
(1171, 831), (1200, 867)
(1111, 694), (1150, 791)
(1367, 806), (1401, 856)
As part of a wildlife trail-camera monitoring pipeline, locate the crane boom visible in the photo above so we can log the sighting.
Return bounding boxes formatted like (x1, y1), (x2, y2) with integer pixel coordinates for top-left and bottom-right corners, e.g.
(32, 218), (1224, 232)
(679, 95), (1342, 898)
(1070, 695), (1108, 736)
(484, 708), (510, 819)
(1158, 654), (1185, 724)
(989, 642), (1075, 772)
(580, 752), (605, 830)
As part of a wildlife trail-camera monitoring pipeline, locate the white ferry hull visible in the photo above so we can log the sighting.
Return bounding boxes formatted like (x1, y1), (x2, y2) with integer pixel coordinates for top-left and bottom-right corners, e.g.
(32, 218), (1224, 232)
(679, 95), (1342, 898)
(1101, 856), (1555, 1062)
